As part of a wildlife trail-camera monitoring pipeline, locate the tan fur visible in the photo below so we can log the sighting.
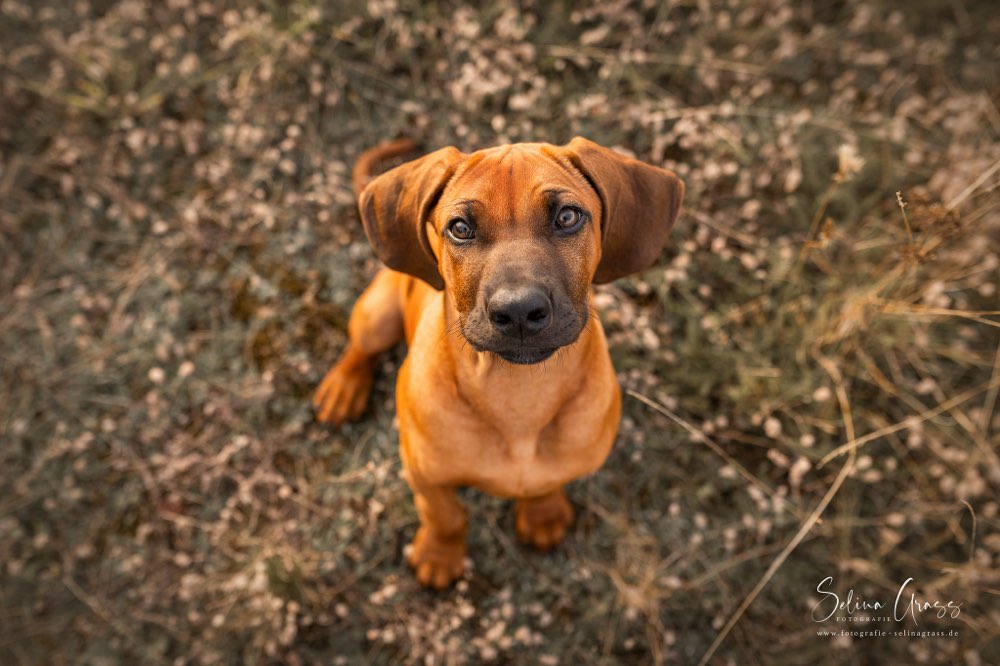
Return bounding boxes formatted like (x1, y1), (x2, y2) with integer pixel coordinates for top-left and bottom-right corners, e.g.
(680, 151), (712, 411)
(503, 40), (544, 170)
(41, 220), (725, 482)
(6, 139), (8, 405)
(314, 138), (683, 588)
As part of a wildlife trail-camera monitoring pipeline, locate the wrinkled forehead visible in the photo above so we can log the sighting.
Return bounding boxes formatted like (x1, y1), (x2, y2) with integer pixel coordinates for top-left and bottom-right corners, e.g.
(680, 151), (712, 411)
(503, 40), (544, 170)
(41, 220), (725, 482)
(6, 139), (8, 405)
(438, 144), (597, 219)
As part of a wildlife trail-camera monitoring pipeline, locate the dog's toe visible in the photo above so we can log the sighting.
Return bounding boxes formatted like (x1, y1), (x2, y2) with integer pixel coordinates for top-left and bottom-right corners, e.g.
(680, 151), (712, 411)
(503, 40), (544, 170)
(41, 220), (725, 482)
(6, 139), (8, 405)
(515, 491), (574, 551)
(414, 560), (462, 589)
(313, 359), (374, 426)
(407, 527), (466, 589)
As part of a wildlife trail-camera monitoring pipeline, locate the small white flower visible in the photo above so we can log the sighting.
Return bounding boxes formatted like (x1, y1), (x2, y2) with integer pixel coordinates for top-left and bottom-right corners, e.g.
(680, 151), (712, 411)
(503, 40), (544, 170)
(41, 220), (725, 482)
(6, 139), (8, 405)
(836, 144), (865, 181)
(148, 367), (166, 384)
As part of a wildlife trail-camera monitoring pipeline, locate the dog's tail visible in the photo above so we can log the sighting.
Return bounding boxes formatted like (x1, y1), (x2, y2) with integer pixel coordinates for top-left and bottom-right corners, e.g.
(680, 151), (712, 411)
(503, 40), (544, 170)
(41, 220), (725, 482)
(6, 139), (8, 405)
(352, 138), (421, 197)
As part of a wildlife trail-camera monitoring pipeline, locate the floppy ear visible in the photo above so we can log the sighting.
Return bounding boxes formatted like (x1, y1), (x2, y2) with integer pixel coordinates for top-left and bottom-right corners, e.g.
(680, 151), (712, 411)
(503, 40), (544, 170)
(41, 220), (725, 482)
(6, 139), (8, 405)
(564, 137), (685, 283)
(358, 147), (464, 290)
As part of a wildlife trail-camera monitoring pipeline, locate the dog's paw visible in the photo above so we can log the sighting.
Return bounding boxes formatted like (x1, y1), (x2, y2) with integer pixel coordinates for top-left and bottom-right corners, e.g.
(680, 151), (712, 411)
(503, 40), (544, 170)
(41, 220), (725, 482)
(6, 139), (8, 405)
(406, 526), (466, 589)
(312, 357), (373, 426)
(515, 491), (574, 551)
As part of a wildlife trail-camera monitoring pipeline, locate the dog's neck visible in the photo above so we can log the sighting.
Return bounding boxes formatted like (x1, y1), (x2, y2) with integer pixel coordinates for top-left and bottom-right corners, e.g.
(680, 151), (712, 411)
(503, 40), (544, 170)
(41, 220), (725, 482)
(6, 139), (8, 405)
(433, 289), (603, 437)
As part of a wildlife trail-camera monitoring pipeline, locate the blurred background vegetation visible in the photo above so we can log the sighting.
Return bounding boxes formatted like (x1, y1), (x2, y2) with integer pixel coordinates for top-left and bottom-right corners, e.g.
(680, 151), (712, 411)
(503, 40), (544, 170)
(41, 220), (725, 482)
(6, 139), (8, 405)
(1, 0), (998, 663)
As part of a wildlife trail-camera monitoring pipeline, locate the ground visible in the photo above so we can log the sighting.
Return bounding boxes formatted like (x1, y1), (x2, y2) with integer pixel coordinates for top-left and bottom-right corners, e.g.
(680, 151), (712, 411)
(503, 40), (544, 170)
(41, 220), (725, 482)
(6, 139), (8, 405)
(1, 1), (999, 664)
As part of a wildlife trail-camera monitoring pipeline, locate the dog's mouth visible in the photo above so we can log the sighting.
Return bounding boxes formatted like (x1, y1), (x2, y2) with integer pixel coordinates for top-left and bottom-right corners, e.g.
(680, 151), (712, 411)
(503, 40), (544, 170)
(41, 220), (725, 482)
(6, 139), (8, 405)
(462, 329), (578, 366)
(493, 347), (559, 365)
(457, 300), (588, 366)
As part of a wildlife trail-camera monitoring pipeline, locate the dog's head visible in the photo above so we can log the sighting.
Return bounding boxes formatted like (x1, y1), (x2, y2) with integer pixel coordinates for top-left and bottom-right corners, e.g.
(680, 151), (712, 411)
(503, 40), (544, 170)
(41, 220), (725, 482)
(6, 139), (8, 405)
(358, 137), (684, 364)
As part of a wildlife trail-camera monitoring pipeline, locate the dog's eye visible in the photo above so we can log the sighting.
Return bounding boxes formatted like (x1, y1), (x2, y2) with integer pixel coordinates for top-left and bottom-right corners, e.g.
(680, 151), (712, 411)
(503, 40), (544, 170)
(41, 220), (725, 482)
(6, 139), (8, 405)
(554, 206), (584, 232)
(446, 218), (475, 242)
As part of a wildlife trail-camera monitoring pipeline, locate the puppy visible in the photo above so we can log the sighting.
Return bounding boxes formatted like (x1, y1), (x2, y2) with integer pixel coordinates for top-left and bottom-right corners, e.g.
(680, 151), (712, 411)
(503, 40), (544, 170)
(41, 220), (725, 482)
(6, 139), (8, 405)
(314, 137), (684, 588)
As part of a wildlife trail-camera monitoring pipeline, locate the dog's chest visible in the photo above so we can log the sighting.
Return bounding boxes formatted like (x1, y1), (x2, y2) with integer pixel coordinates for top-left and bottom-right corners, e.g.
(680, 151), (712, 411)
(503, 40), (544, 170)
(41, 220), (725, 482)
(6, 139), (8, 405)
(472, 390), (617, 497)
(402, 358), (619, 497)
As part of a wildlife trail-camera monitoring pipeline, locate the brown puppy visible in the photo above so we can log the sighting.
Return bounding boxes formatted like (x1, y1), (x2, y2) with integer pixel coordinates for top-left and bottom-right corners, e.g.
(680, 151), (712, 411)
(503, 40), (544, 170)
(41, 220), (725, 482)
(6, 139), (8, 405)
(314, 138), (684, 588)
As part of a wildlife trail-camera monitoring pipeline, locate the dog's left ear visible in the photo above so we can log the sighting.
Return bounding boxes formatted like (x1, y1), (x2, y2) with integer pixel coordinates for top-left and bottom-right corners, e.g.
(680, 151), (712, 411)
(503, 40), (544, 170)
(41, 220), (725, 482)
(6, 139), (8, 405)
(563, 137), (685, 283)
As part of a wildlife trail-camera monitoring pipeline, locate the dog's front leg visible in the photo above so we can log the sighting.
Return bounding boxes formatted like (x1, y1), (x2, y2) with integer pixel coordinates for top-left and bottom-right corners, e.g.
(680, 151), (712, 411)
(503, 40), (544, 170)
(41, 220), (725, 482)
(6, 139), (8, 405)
(403, 467), (467, 589)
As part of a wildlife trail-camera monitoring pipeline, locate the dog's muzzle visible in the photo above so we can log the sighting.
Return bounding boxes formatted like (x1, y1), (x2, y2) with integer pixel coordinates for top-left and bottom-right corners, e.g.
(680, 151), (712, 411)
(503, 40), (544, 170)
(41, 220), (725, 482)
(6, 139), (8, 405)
(462, 283), (587, 365)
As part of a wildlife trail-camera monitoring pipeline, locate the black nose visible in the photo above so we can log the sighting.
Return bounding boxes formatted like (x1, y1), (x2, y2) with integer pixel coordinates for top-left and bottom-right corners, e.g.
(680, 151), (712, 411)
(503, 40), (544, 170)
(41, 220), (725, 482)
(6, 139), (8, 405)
(488, 286), (552, 338)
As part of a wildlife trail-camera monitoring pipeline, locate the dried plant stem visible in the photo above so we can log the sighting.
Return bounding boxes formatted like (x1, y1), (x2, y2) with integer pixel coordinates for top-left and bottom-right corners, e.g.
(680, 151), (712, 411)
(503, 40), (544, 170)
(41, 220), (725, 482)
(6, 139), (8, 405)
(794, 181), (839, 268)
(960, 500), (977, 564)
(981, 337), (1000, 440)
(818, 377), (1000, 468)
(697, 357), (856, 666)
(62, 575), (135, 644)
(945, 156), (1000, 211)
(626, 389), (807, 521)
(878, 301), (1000, 327)
(895, 191), (915, 244)
(542, 44), (766, 75)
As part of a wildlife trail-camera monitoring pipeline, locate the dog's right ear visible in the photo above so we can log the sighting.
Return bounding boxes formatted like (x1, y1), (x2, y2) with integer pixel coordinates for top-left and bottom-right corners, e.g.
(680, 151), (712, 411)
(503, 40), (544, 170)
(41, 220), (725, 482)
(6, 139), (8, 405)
(358, 147), (464, 290)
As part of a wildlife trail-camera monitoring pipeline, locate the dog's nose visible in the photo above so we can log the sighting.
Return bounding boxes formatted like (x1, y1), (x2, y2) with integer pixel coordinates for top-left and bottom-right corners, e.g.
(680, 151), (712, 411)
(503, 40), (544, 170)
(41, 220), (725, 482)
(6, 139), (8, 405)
(488, 286), (552, 338)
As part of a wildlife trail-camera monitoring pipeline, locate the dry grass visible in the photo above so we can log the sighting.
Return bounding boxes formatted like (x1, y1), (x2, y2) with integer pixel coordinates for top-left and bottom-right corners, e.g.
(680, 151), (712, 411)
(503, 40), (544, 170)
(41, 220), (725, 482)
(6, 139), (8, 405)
(2, 1), (998, 664)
